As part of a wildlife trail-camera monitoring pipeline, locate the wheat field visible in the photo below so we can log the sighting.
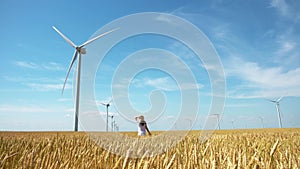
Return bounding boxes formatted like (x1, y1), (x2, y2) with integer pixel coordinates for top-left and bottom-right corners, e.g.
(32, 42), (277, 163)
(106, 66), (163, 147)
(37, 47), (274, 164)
(0, 128), (299, 169)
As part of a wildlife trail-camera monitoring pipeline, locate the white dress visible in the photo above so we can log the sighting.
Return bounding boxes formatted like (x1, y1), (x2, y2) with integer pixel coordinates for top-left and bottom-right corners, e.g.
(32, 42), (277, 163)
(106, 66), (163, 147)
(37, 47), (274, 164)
(138, 121), (147, 136)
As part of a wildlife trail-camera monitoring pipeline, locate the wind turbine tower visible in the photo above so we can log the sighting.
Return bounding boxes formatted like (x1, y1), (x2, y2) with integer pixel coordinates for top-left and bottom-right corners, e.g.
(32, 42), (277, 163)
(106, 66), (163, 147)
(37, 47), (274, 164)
(101, 100), (112, 132)
(53, 26), (119, 131)
(109, 115), (114, 132)
(267, 97), (284, 128)
(259, 116), (264, 128)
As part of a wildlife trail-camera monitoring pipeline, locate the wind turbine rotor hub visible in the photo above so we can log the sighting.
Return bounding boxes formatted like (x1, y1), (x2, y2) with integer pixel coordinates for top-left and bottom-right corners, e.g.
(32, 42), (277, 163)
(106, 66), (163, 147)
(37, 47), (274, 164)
(80, 48), (86, 54)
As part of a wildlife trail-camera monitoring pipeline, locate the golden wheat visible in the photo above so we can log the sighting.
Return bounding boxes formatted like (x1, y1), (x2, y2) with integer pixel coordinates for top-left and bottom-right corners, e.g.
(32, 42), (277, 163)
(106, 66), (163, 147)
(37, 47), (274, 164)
(0, 129), (299, 169)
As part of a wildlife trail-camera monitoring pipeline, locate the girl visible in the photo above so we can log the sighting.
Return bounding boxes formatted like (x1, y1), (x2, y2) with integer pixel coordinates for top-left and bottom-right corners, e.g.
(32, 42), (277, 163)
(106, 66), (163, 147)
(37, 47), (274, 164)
(135, 115), (151, 136)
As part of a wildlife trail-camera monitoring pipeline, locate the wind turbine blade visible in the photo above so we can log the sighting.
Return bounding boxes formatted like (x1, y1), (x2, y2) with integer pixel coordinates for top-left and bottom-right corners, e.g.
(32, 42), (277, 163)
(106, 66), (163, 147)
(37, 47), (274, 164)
(52, 26), (77, 48)
(80, 28), (120, 47)
(277, 96), (284, 102)
(62, 51), (78, 94)
(265, 98), (276, 103)
(100, 103), (106, 106)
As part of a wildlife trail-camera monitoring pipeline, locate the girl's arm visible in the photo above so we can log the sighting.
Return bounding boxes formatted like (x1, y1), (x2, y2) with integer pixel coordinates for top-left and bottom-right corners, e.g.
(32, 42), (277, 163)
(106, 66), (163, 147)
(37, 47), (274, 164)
(145, 124), (151, 136)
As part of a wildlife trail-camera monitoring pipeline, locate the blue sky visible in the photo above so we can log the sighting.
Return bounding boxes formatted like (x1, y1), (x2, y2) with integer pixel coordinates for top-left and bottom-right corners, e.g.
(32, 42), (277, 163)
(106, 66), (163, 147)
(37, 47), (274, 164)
(0, 0), (299, 131)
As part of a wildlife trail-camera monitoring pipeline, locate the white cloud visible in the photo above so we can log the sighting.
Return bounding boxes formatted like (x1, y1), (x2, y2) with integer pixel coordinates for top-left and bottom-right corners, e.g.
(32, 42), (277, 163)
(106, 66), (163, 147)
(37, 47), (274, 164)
(132, 77), (203, 91)
(277, 41), (296, 54)
(14, 61), (64, 71)
(65, 108), (74, 113)
(270, 0), (300, 22)
(155, 13), (181, 26)
(226, 57), (300, 98)
(58, 98), (72, 102)
(270, 0), (289, 16)
(166, 115), (176, 119)
(273, 28), (300, 65)
(168, 2), (299, 99)
(42, 62), (65, 71)
(144, 77), (178, 91)
(14, 61), (39, 69)
(3, 76), (61, 83)
(64, 113), (72, 118)
(3, 75), (72, 92)
(0, 104), (57, 113)
(24, 83), (71, 91)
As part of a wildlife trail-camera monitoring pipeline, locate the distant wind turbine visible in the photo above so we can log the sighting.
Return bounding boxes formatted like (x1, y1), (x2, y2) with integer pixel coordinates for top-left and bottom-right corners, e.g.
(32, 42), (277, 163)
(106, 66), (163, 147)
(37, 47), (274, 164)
(112, 120), (116, 132)
(259, 116), (264, 128)
(231, 120), (234, 129)
(53, 26), (119, 131)
(267, 96), (284, 128)
(100, 99), (112, 132)
(115, 124), (119, 132)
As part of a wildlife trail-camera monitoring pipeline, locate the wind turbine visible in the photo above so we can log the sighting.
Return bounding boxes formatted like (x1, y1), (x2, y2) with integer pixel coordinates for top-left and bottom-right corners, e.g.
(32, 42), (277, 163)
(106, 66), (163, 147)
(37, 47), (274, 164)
(231, 120), (235, 129)
(267, 96), (284, 128)
(112, 120), (116, 132)
(53, 26), (119, 131)
(100, 99), (112, 132)
(259, 116), (264, 128)
(115, 124), (119, 132)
